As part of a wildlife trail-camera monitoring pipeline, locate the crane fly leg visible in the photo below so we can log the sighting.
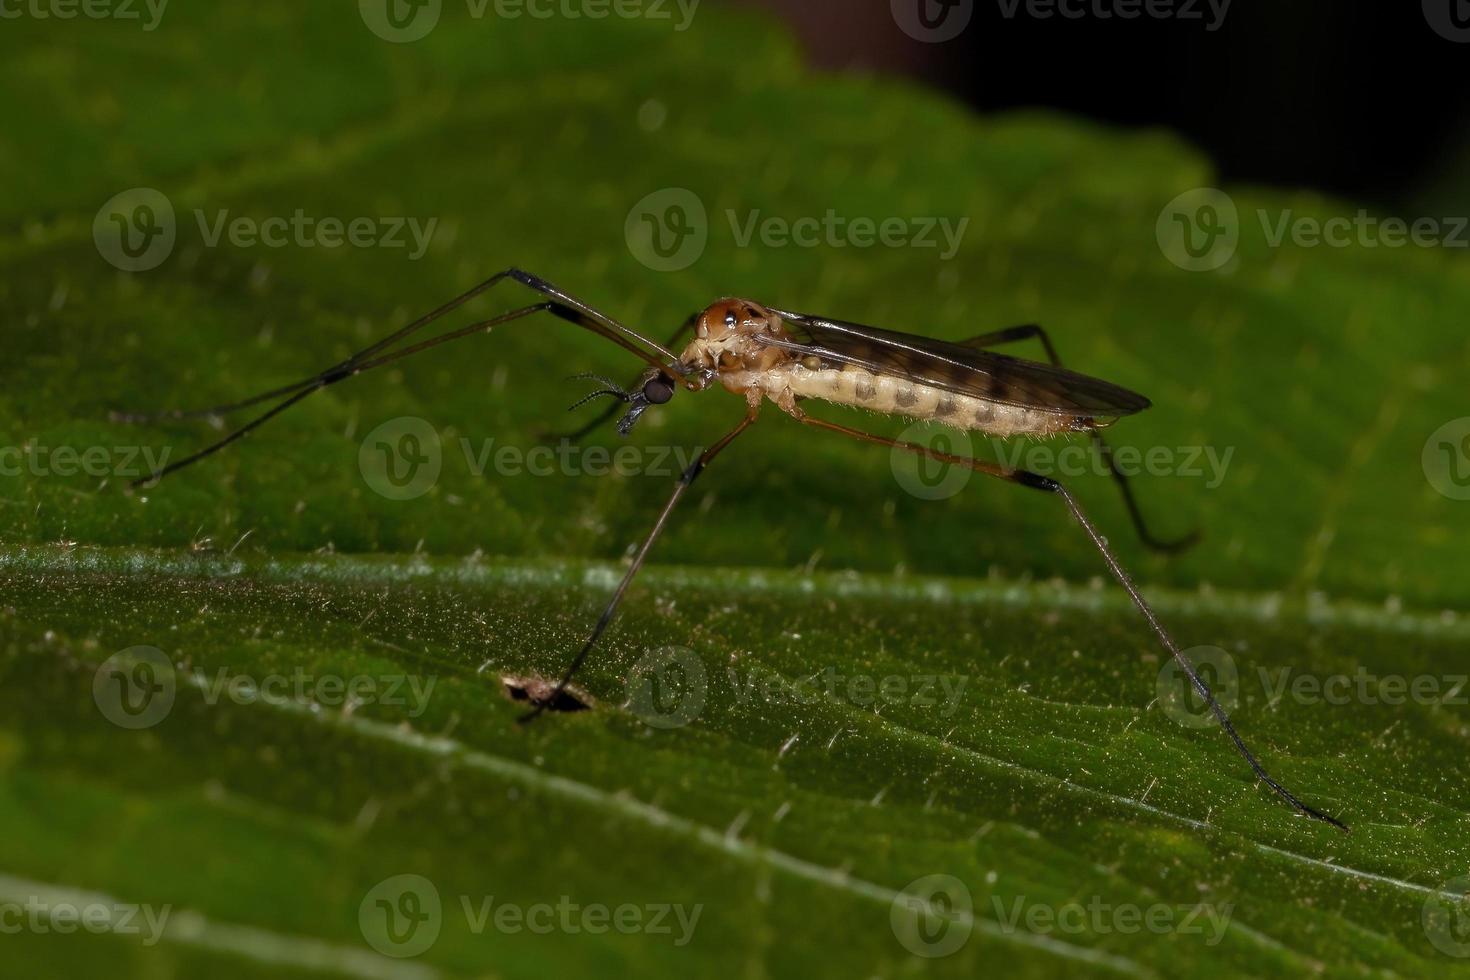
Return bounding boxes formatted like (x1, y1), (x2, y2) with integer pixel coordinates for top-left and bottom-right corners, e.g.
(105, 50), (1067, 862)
(114, 269), (679, 487)
(518, 402), (761, 724)
(954, 323), (1199, 553)
(790, 412), (1346, 831)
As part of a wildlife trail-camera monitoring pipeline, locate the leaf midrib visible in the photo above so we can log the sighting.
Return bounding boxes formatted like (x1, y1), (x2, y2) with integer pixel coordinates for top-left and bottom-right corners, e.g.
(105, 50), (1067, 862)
(1, 543), (1462, 642)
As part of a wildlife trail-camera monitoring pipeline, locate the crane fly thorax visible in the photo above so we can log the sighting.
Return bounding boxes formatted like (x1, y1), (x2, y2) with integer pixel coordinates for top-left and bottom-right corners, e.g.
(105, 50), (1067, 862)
(677, 299), (794, 382)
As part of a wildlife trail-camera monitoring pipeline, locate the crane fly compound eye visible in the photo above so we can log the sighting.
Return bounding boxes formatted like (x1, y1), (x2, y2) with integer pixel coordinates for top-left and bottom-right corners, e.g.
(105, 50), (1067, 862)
(643, 376), (675, 405)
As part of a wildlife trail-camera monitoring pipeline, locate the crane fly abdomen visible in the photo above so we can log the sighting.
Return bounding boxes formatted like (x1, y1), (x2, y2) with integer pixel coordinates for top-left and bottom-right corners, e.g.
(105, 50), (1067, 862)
(679, 298), (1142, 437)
(758, 360), (1085, 437)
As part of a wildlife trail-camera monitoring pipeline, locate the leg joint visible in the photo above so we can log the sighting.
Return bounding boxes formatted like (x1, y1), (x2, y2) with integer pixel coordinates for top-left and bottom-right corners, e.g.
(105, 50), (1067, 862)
(1014, 470), (1061, 493)
(679, 459), (705, 485)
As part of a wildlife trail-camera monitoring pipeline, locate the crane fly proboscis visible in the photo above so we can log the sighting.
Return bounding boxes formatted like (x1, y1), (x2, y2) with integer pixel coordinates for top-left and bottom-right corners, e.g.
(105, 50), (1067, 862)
(115, 267), (1346, 831)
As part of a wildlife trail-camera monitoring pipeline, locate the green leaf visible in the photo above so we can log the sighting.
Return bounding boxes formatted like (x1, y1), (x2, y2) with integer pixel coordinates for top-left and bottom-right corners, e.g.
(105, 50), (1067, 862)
(3, 4), (1469, 977)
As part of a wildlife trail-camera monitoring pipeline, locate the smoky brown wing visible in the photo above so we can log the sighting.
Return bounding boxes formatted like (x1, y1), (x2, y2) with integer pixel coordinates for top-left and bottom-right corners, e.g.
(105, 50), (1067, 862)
(759, 309), (1151, 419)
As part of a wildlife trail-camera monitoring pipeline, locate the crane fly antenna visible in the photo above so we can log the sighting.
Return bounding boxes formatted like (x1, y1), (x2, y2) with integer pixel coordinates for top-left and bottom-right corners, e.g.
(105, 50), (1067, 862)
(565, 373), (633, 412)
(115, 269), (682, 486)
(543, 313), (702, 444)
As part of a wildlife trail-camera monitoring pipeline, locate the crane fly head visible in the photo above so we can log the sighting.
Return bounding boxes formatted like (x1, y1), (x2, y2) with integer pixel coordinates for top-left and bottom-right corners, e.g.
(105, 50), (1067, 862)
(678, 298), (790, 377)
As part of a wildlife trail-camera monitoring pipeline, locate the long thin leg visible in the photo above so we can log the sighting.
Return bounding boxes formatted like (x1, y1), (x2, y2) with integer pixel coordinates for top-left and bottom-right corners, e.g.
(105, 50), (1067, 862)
(519, 404), (760, 724)
(122, 304), (550, 487)
(117, 269), (684, 486)
(955, 324), (1199, 554)
(548, 312), (701, 443)
(793, 412), (1346, 831)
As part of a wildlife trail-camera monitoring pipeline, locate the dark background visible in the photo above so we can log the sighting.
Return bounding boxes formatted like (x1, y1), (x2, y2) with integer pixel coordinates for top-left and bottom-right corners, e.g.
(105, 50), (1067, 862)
(730, 0), (1470, 209)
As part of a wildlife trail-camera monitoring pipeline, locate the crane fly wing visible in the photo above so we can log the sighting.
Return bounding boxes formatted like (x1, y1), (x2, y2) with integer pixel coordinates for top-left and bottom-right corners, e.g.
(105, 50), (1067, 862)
(760, 308), (1152, 420)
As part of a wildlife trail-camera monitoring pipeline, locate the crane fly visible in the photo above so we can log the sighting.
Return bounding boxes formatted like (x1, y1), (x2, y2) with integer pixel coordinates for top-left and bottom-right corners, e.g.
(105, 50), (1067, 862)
(115, 267), (1346, 831)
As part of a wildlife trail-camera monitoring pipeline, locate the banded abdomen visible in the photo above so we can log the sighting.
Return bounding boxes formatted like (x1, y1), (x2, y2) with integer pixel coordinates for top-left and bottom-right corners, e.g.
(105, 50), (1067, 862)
(728, 361), (1087, 438)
